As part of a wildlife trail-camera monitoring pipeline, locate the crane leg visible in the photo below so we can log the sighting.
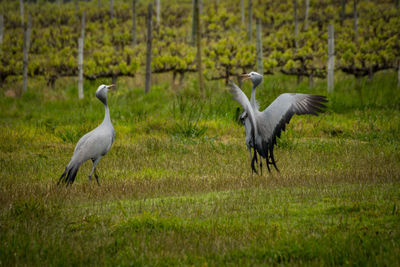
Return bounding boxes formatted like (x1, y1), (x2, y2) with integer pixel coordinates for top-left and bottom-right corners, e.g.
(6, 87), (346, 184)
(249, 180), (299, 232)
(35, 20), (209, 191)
(94, 168), (100, 186)
(261, 142), (272, 173)
(248, 147), (257, 175)
(248, 147), (252, 166)
(269, 146), (280, 172)
(266, 157), (271, 173)
(250, 148), (258, 175)
(264, 144), (271, 173)
(89, 158), (101, 186)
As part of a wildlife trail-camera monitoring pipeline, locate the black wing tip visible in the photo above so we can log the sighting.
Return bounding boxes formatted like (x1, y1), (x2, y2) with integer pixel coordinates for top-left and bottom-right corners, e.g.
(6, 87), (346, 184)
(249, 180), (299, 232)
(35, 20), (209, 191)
(308, 95), (328, 114)
(311, 94), (328, 103)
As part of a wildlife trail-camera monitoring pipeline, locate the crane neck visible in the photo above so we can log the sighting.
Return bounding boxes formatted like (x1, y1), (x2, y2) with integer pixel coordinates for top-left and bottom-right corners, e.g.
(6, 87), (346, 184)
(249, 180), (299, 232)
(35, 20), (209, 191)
(250, 85), (257, 109)
(102, 103), (111, 125)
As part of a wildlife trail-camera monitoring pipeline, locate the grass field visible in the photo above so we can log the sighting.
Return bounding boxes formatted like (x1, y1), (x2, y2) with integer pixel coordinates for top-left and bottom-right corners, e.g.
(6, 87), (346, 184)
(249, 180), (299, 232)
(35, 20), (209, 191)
(1, 72), (400, 265)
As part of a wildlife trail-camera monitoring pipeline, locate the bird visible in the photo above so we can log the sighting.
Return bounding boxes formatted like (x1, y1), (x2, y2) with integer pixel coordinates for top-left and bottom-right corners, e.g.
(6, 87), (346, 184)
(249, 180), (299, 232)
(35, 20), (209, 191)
(57, 84), (116, 186)
(229, 71), (327, 174)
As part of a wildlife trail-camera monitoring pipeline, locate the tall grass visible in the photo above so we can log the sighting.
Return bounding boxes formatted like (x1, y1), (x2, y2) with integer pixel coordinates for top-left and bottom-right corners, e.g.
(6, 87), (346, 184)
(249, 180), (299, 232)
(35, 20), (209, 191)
(0, 71), (399, 265)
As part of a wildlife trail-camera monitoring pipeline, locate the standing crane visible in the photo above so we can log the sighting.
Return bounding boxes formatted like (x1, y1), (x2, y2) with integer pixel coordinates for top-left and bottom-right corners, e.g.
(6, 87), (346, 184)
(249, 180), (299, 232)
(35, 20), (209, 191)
(57, 84), (116, 186)
(230, 72), (327, 174)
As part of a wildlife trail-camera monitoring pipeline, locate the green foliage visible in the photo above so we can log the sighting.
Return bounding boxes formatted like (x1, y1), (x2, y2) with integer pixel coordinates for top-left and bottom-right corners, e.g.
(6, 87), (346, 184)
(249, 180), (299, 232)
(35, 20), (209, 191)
(171, 120), (208, 139)
(152, 27), (196, 74)
(204, 35), (255, 82)
(1, 0), (398, 84)
(169, 92), (208, 139)
(335, 2), (400, 76)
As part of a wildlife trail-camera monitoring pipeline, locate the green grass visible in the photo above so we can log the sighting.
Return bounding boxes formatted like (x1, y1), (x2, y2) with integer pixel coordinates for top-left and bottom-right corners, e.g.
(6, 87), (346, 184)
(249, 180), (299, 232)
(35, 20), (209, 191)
(0, 71), (400, 266)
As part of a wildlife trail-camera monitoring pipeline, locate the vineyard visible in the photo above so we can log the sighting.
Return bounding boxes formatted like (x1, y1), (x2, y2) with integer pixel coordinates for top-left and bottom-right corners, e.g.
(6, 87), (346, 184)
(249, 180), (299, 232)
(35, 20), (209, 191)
(1, 0), (399, 90)
(1, 0), (400, 266)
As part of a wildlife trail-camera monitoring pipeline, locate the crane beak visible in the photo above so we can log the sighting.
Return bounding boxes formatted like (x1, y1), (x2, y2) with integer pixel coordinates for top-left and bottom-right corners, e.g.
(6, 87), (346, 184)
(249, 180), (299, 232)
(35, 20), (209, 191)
(106, 84), (116, 90)
(240, 73), (251, 81)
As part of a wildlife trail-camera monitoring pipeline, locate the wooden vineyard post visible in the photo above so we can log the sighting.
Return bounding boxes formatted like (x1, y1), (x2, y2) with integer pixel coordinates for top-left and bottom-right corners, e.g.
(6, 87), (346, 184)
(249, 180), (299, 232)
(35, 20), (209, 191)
(81, 11), (85, 42)
(132, 0), (137, 46)
(195, 0), (203, 94)
(78, 12), (85, 99)
(340, 0), (346, 26)
(156, 0), (160, 28)
(78, 38), (84, 99)
(19, 0), (24, 27)
(192, 0), (198, 45)
(248, 0), (252, 41)
(110, 0), (114, 19)
(398, 59), (400, 88)
(304, 0), (309, 31)
(293, 0), (298, 49)
(327, 24), (335, 92)
(145, 3), (153, 94)
(241, 0), (245, 26)
(309, 74), (314, 89)
(293, 0), (301, 84)
(256, 18), (263, 75)
(0, 14), (3, 47)
(353, 0), (358, 44)
(22, 13), (31, 93)
(74, 0), (78, 13)
(305, 0), (314, 88)
(307, 0), (313, 89)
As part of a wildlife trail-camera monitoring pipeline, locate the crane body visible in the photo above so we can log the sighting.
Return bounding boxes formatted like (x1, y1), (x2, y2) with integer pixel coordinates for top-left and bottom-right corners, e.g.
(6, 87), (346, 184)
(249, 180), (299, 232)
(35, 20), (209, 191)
(57, 84), (115, 186)
(230, 72), (327, 174)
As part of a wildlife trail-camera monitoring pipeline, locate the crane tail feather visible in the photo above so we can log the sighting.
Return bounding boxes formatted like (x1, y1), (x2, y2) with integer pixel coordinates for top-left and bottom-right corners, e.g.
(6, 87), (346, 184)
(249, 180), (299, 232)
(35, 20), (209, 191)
(57, 168), (68, 185)
(57, 163), (80, 186)
(67, 166), (79, 185)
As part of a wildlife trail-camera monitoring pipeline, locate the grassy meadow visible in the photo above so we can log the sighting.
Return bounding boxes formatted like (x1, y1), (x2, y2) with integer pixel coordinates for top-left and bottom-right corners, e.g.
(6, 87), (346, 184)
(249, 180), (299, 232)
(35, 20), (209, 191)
(1, 72), (400, 265)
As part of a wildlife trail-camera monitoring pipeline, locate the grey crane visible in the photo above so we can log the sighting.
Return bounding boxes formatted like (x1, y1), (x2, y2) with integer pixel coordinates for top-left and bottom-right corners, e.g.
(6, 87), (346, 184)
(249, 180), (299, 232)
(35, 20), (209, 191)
(57, 84), (116, 186)
(229, 71), (327, 174)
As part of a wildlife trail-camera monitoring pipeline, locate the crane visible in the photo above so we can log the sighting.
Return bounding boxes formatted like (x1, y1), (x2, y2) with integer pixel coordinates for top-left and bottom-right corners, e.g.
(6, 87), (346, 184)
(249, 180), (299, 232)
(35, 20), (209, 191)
(57, 84), (115, 186)
(230, 72), (327, 174)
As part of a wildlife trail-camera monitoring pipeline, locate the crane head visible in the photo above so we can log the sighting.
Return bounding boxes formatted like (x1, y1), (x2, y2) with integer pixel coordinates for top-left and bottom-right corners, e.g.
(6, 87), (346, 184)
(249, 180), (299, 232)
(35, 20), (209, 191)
(240, 72), (263, 88)
(96, 84), (115, 104)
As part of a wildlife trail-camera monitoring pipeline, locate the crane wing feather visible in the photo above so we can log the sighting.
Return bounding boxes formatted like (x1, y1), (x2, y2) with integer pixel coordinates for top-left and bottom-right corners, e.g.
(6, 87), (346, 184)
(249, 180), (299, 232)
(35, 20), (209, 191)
(229, 81), (260, 173)
(258, 93), (327, 146)
(228, 82), (257, 134)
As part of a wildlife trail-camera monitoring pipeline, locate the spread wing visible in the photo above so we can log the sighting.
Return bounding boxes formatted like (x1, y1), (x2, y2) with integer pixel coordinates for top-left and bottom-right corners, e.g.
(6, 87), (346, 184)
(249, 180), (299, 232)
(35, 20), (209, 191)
(229, 81), (259, 173)
(228, 81), (257, 136)
(257, 93), (327, 147)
